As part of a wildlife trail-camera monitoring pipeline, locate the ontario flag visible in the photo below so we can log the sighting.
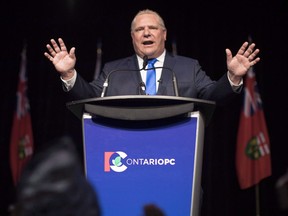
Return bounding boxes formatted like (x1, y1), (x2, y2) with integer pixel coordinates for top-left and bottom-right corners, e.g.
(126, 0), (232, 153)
(10, 45), (34, 186)
(236, 67), (271, 189)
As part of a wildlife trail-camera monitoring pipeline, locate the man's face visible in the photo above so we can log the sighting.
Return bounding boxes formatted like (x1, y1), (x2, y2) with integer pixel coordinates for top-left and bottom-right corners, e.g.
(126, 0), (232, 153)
(131, 13), (166, 59)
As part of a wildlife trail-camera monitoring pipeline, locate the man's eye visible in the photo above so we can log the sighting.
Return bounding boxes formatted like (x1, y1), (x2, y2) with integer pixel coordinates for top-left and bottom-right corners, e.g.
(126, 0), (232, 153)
(150, 27), (158, 30)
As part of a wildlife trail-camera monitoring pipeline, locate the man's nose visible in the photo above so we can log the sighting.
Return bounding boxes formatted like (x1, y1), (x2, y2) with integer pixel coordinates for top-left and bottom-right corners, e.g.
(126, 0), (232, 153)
(143, 27), (151, 36)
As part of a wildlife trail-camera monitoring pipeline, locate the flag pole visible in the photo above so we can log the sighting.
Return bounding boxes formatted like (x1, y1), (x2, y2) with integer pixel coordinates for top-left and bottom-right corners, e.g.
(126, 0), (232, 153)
(256, 184), (260, 216)
(94, 38), (102, 80)
(172, 39), (177, 55)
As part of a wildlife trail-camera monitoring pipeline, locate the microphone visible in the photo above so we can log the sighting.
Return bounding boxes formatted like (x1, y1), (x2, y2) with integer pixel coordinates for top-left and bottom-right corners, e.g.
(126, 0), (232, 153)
(139, 81), (146, 95)
(101, 56), (148, 97)
(142, 55), (148, 70)
(100, 56), (179, 97)
(148, 66), (179, 97)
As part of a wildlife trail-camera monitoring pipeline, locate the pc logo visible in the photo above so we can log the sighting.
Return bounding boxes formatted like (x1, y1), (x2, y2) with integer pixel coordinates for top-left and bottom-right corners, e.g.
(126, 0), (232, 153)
(104, 151), (128, 172)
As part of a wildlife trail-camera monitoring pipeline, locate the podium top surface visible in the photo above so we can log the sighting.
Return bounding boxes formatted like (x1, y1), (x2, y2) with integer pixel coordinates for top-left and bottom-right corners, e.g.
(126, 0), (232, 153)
(66, 95), (216, 124)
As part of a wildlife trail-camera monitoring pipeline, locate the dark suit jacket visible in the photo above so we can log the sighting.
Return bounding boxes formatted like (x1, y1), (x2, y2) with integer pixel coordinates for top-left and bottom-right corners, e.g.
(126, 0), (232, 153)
(68, 52), (239, 105)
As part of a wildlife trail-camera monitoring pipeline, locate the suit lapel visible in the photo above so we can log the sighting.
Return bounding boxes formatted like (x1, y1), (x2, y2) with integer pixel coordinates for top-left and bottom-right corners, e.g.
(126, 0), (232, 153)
(130, 55), (143, 85)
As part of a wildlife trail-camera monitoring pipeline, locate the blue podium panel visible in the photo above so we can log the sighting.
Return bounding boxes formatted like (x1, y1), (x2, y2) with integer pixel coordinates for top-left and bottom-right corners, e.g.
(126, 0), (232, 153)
(82, 112), (203, 216)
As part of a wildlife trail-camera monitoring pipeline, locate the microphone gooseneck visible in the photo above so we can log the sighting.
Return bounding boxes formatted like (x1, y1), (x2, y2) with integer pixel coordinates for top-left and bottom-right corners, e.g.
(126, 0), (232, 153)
(172, 74), (179, 97)
(143, 58), (179, 96)
(152, 66), (179, 97)
(101, 56), (148, 97)
(100, 57), (179, 97)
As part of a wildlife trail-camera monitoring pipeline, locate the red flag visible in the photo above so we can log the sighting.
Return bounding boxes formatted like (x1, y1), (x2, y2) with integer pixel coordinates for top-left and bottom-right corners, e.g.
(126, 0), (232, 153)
(10, 45), (34, 186)
(236, 67), (271, 189)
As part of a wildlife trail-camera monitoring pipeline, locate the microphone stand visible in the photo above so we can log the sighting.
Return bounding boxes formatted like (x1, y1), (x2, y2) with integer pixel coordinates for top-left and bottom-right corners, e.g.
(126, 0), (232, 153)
(101, 56), (148, 97)
(100, 56), (179, 97)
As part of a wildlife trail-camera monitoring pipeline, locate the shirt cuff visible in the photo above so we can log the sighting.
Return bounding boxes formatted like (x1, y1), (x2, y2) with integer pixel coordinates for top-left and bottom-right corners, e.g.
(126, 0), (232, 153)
(227, 72), (243, 92)
(60, 70), (77, 91)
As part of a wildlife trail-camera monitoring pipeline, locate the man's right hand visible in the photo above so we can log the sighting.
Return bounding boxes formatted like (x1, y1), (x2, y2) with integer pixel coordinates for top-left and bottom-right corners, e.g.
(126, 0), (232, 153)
(44, 38), (76, 80)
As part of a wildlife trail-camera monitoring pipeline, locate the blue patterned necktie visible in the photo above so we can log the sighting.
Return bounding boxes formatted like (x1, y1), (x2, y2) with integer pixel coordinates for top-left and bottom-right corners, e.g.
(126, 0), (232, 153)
(145, 58), (157, 95)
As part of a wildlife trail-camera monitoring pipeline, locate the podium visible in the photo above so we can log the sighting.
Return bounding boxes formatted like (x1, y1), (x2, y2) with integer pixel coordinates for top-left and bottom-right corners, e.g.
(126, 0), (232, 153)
(67, 95), (215, 216)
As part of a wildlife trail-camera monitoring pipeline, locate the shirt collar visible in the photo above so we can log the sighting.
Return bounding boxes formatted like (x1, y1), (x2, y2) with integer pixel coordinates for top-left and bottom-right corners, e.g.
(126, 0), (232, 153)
(137, 50), (166, 69)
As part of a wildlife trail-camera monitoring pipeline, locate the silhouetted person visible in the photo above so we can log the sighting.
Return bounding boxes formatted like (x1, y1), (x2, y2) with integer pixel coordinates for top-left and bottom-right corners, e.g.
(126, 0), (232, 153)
(10, 136), (101, 216)
(143, 204), (165, 216)
(276, 170), (288, 214)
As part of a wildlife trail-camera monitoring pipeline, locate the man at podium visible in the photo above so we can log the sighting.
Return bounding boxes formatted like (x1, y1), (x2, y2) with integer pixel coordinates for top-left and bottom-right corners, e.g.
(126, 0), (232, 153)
(43, 9), (261, 216)
(44, 9), (260, 102)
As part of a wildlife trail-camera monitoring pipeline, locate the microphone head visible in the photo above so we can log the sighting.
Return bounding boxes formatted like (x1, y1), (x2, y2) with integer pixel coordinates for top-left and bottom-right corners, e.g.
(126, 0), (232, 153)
(142, 55), (148, 70)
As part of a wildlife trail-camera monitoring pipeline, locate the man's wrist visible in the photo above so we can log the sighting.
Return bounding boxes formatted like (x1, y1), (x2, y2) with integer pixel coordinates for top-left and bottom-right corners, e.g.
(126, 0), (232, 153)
(227, 71), (243, 86)
(60, 69), (76, 80)
(61, 70), (77, 91)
